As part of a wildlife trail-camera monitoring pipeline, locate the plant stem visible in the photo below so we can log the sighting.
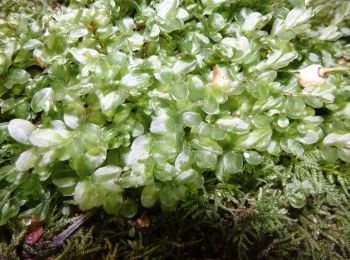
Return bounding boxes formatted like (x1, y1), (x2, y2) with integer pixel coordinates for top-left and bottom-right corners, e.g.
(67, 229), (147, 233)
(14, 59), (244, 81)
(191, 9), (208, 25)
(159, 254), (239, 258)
(319, 67), (350, 76)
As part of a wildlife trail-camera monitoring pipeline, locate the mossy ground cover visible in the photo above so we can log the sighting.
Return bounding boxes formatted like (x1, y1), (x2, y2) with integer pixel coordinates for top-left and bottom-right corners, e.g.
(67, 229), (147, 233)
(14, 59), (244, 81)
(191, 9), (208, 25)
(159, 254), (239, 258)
(0, 0), (350, 259)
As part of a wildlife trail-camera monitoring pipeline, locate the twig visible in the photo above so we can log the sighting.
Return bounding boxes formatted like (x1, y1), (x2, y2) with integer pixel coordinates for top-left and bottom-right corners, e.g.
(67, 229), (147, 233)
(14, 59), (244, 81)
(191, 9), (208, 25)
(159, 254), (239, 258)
(47, 210), (96, 250)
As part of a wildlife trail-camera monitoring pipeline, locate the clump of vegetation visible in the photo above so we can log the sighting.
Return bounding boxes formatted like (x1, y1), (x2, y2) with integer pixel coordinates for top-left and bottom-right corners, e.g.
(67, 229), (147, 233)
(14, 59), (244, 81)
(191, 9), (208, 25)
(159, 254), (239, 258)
(0, 0), (350, 258)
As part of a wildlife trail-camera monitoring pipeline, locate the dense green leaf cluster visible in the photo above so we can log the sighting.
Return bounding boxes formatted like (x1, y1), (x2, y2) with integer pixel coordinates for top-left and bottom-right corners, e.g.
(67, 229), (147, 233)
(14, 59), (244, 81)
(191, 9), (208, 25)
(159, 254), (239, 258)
(0, 0), (350, 225)
(2, 152), (349, 259)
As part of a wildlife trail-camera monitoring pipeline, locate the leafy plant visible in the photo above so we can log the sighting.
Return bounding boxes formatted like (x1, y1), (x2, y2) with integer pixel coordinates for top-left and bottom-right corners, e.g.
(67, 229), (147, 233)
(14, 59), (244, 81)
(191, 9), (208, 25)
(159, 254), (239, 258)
(0, 0), (350, 258)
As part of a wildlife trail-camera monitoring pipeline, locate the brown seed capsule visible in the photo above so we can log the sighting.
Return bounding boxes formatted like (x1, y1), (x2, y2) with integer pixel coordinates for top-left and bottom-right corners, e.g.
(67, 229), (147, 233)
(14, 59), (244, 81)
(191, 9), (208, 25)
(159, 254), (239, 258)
(211, 65), (230, 89)
(298, 64), (325, 88)
(212, 65), (222, 83)
(298, 64), (350, 88)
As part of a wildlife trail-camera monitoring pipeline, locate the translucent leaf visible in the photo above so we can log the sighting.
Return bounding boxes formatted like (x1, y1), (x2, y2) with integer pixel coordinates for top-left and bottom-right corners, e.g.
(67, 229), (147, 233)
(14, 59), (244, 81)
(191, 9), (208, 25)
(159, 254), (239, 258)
(319, 25), (342, 41)
(321, 93), (335, 103)
(296, 130), (319, 145)
(209, 13), (225, 31)
(152, 133), (178, 161)
(267, 139), (281, 155)
(170, 81), (189, 100)
(338, 148), (350, 163)
(141, 184), (160, 208)
(188, 75), (205, 101)
(256, 70), (278, 83)
(285, 8), (312, 29)
(98, 91), (127, 117)
(201, 96), (220, 114)
(15, 149), (38, 172)
(277, 117), (289, 128)
(246, 83), (269, 99)
(70, 28), (89, 38)
(194, 150), (217, 169)
(181, 112), (201, 127)
(172, 59), (196, 74)
(244, 151), (263, 165)
(30, 129), (72, 147)
(190, 138), (223, 155)
(120, 73), (150, 92)
(95, 180), (123, 197)
(126, 135), (151, 165)
(155, 163), (177, 182)
(175, 149), (193, 171)
(271, 51), (298, 70)
(63, 103), (86, 129)
(103, 193), (123, 215)
(177, 7), (189, 21)
(216, 117), (250, 134)
(160, 17), (183, 32)
(253, 97), (283, 113)
(188, 174), (204, 189)
(51, 165), (77, 195)
(70, 47), (100, 64)
(74, 179), (101, 211)
(8, 119), (35, 145)
(154, 67), (176, 85)
(216, 151), (243, 182)
(303, 116), (323, 125)
(265, 50), (283, 66)
(150, 114), (176, 134)
(5, 69), (30, 88)
(243, 12), (263, 32)
(175, 169), (198, 184)
(286, 96), (306, 118)
(256, 50), (298, 71)
(320, 146), (338, 163)
(31, 88), (54, 113)
(305, 96), (323, 108)
(118, 17), (134, 33)
(52, 177), (77, 189)
(280, 138), (304, 157)
(157, 0), (179, 20)
(150, 24), (160, 37)
(70, 147), (107, 177)
(128, 33), (144, 48)
(92, 165), (122, 183)
(323, 133), (350, 147)
(23, 39), (43, 50)
(199, 123), (226, 140)
(237, 128), (272, 149)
